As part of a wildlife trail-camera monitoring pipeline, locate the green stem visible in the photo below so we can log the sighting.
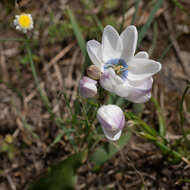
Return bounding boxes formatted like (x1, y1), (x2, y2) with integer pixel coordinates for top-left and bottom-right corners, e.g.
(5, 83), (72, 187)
(0, 38), (32, 42)
(25, 41), (54, 118)
(180, 85), (190, 130)
(131, 0), (141, 25)
(155, 141), (189, 164)
(179, 84), (190, 143)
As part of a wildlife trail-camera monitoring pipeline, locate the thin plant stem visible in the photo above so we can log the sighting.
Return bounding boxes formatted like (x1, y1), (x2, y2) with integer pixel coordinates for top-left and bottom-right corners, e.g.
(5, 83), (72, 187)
(0, 38), (32, 42)
(179, 83), (190, 144)
(131, 0), (141, 25)
(25, 41), (54, 118)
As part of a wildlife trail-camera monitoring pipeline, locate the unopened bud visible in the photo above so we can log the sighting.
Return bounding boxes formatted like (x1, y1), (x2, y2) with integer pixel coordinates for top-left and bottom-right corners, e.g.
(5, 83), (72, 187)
(79, 76), (97, 98)
(97, 104), (125, 141)
(87, 65), (101, 80)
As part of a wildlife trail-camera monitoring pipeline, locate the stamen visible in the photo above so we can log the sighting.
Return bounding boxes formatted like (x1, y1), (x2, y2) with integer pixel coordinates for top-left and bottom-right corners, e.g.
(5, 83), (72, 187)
(104, 58), (128, 80)
(114, 65), (123, 74)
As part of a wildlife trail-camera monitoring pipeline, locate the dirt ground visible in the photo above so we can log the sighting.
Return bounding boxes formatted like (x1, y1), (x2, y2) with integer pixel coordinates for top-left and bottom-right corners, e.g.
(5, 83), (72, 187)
(0, 0), (190, 189)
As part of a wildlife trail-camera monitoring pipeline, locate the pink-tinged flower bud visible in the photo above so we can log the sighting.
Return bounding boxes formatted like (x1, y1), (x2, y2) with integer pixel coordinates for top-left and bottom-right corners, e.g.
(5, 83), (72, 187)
(87, 65), (102, 80)
(97, 105), (125, 141)
(79, 76), (97, 98)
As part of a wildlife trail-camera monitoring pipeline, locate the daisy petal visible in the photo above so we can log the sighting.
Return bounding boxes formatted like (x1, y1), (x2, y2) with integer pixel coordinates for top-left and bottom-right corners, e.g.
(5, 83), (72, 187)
(120, 25), (137, 62)
(128, 58), (161, 81)
(87, 40), (104, 71)
(102, 127), (122, 141)
(102, 25), (122, 63)
(135, 51), (149, 59)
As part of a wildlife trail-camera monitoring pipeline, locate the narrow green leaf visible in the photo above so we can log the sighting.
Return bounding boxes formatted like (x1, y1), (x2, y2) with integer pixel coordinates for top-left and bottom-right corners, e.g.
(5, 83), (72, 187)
(125, 112), (158, 137)
(50, 133), (64, 146)
(180, 84), (190, 129)
(148, 21), (158, 57)
(131, 0), (141, 25)
(0, 38), (32, 42)
(93, 15), (104, 32)
(171, 0), (190, 16)
(138, 0), (163, 47)
(67, 8), (86, 57)
(159, 32), (183, 61)
(180, 83), (190, 143)
(22, 119), (39, 139)
(26, 42), (53, 116)
(151, 97), (166, 137)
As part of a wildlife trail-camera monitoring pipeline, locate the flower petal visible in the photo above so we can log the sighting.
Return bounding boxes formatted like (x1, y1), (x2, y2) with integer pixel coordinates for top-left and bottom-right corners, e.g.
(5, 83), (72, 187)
(87, 40), (104, 72)
(97, 104), (125, 131)
(79, 76), (97, 98)
(128, 58), (161, 81)
(102, 127), (122, 141)
(100, 68), (123, 93)
(114, 78), (153, 103)
(80, 76), (97, 85)
(99, 70), (114, 92)
(97, 104), (125, 141)
(102, 25), (122, 63)
(79, 83), (97, 98)
(120, 25), (137, 62)
(135, 51), (149, 59)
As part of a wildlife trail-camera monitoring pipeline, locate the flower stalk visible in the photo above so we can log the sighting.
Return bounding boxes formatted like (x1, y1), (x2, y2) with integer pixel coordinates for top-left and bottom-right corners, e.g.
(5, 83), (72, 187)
(25, 41), (54, 117)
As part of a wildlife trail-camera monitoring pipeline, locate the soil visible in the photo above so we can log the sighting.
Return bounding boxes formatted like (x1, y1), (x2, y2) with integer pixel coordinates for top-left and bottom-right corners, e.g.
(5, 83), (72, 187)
(0, 0), (190, 190)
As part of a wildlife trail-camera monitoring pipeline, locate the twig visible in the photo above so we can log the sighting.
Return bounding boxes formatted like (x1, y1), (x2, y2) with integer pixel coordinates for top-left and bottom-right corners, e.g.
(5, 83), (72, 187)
(125, 156), (148, 190)
(7, 175), (16, 190)
(43, 43), (75, 73)
(163, 10), (189, 76)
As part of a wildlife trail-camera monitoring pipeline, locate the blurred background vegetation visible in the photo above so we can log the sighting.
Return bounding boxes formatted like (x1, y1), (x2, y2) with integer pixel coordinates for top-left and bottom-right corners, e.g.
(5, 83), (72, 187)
(0, 0), (190, 189)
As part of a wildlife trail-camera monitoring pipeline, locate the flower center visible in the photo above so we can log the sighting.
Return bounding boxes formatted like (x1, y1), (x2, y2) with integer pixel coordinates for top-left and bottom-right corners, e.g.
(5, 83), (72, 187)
(18, 15), (31, 28)
(104, 58), (128, 80)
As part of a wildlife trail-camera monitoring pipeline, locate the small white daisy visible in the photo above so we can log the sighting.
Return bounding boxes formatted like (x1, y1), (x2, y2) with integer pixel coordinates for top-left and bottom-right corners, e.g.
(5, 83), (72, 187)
(13, 13), (33, 33)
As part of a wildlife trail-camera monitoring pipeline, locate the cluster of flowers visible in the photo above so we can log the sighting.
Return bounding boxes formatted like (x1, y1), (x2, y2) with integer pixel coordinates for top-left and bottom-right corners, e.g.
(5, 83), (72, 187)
(80, 25), (162, 141)
(13, 13), (161, 141)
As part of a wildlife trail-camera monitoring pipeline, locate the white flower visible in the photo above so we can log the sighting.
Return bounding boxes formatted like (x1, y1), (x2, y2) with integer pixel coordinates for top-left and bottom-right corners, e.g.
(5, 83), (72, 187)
(97, 104), (125, 141)
(13, 13), (33, 33)
(87, 25), (162, 103)
(79, 76), (97, 98)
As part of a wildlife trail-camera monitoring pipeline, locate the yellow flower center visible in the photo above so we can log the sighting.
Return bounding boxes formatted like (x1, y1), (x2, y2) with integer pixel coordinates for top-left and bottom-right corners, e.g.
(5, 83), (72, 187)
(18, 15), (31, 28)
(113, 65), (124, 74)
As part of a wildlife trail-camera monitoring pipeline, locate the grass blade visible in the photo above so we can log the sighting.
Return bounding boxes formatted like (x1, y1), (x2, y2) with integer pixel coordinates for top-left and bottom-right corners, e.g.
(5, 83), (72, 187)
(159, 32), (181, 61)
(131, 0), (141, 25)
(26, 42), (54, 118)
(67, 8), (86, 57)
(0, 38), (32, 42)
(125, 112), (158, 137)
(138, 0), (163, 47)
(148, 21), (158, 57)
(180, 83), (190, 132)
(151, 97), (166, 137)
